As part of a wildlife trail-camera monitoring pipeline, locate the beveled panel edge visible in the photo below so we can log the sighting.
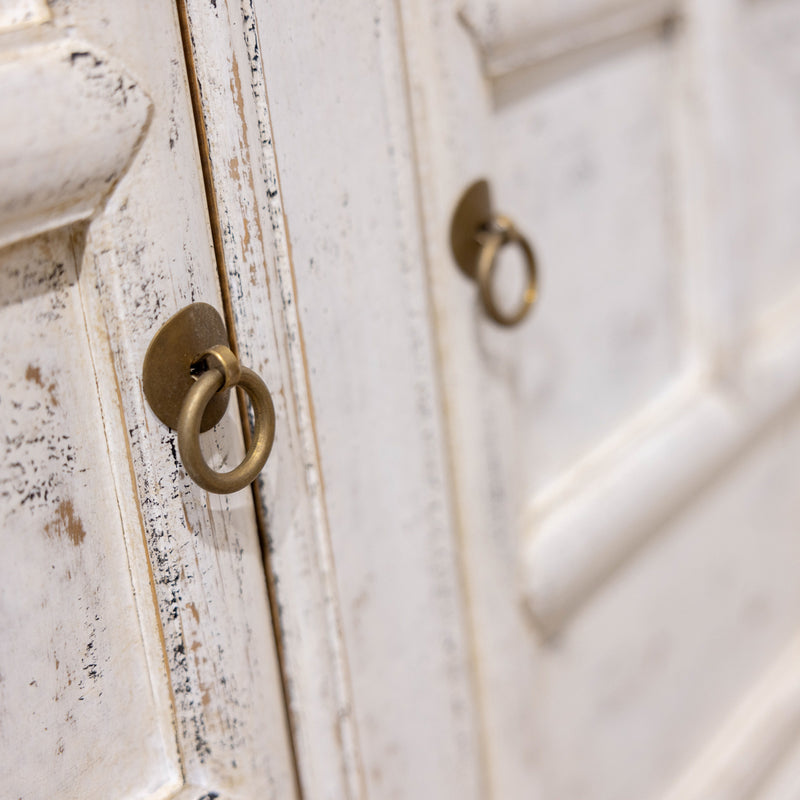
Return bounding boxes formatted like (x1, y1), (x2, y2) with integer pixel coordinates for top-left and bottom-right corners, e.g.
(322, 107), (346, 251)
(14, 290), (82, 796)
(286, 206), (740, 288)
(660, 633), (800, 800)
(520, 304), (800, 635)
(459, 0), (680, 81)
(0, 37), (151, 250)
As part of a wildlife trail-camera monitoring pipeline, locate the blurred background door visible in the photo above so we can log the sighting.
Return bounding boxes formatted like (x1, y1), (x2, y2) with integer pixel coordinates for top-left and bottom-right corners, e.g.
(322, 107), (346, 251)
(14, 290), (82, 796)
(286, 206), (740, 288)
(398, 0), (800, 798)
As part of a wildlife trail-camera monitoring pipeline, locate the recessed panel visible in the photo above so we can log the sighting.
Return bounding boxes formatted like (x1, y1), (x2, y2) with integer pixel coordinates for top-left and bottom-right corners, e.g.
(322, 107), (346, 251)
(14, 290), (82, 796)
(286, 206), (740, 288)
(460, 0), (676, 77)
(0, 231), (179, 799)
(493, 39), (683, 489)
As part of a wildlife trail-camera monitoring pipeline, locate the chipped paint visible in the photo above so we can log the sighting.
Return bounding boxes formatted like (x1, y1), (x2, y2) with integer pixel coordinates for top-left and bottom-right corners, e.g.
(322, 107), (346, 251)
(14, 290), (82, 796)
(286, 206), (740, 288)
(44, 499), (86, 546)
(25, 364), (59, 408)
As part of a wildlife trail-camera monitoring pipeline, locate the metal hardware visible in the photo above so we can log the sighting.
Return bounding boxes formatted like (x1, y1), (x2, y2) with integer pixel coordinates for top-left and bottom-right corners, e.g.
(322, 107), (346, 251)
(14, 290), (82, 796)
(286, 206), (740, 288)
(142, 303), (275, 494)
(177, 345), (275, 494)
(450, 179), (538, 327)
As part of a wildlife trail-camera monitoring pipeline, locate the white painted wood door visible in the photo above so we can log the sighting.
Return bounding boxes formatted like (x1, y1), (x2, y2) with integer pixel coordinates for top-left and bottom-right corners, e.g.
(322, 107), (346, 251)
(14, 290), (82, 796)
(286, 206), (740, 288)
(176, 3), (487, 798)
(0, 3), (298, 797)
(398, 0), (800, 798)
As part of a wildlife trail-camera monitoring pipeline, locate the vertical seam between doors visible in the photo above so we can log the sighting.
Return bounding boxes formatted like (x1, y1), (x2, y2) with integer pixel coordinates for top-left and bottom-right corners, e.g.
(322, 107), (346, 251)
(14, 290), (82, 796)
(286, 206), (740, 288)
(172, 3), (305, 796)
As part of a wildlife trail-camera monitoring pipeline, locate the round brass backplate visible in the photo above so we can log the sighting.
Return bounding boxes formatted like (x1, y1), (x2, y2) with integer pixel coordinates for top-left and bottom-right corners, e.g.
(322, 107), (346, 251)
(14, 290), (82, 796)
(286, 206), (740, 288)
(450, 178), (492, 279)
(142, 303), (231, 432)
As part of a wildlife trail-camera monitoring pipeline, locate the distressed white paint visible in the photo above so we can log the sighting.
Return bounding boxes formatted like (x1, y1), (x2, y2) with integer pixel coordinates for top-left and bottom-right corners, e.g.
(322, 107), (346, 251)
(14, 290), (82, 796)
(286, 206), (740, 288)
(1, 2), (297, 797)
(0, 227), (182, 800)
(0, 38), (150, 249)
(0, 0), (49, 30)
(177, 2), (363, 797)
(8, 0), (800, 797)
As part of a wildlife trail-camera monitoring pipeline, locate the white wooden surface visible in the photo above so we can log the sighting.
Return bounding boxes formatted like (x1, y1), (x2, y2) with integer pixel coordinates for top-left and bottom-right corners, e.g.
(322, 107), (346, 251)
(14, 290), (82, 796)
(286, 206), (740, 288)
(460, 0), (679, 78)
(0, 226), (182, 799)
(1, 2), (297, 797)
(7, 0), (800, 797)
(239, 1), (488, 797)
(177, 2), (363, 796)
(0, 37), (149, 248)
(0, 0), (48, 30)
(399, 0), (800, 797)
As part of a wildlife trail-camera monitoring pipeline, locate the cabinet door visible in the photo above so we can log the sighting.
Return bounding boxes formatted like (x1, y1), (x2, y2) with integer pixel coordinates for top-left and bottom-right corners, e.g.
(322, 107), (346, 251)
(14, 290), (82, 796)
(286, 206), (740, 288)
(0, 3), (296, 797)
(177, 2), (489, 798)
(400, 0), (800, 798)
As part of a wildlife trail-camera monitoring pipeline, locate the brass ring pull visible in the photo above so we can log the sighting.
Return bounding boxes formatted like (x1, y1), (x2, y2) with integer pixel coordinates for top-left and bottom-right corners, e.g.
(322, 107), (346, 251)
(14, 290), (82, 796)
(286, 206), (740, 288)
(450, 179), (539, 327)
(476, 215), (537, 327)
(178, 345), (275, 494)
(142, 303), (276, 495)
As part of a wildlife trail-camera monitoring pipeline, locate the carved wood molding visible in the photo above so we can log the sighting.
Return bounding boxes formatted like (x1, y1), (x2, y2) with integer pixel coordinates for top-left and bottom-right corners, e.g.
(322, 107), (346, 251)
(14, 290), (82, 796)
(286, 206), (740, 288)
(660, 634), (800, 800)
(521, 303), (800, 634)
(0, 38), (151, 249)
(459, 0), (679, 80)
(0, 0), (49, 32)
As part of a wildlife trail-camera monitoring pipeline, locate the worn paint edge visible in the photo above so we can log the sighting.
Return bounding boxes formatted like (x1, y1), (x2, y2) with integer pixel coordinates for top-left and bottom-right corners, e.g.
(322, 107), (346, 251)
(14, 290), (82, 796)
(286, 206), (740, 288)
(248, 5), (368, 795)
(393, 0), (493, 795)
(0, 37), (153, 250)
(75, 236), (186, 785)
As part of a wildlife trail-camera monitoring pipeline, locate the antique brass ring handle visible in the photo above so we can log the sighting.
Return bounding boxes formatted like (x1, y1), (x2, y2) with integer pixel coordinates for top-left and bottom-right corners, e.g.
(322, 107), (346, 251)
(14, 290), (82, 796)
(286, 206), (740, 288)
(178, 345), (275, 494)
(476, 215), (537, 327)
(450, 179), (539, 327)
(142, 303), (276, 494)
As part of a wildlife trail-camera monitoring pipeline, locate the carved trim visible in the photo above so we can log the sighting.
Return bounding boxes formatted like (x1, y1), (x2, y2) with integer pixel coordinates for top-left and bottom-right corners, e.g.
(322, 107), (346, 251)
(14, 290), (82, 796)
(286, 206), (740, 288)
(0, 38), (150, 249)
(521, 306), (800, 634)
(0, 0), (49, 32)
(660, 635), (800, 800)
(459, 0), (679, 80)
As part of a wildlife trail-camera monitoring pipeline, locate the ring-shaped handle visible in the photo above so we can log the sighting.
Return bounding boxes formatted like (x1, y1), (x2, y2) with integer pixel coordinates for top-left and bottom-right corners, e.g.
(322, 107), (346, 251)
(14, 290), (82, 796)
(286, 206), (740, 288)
(476, 215), (538, 327)
(177, 348), (276, 494)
